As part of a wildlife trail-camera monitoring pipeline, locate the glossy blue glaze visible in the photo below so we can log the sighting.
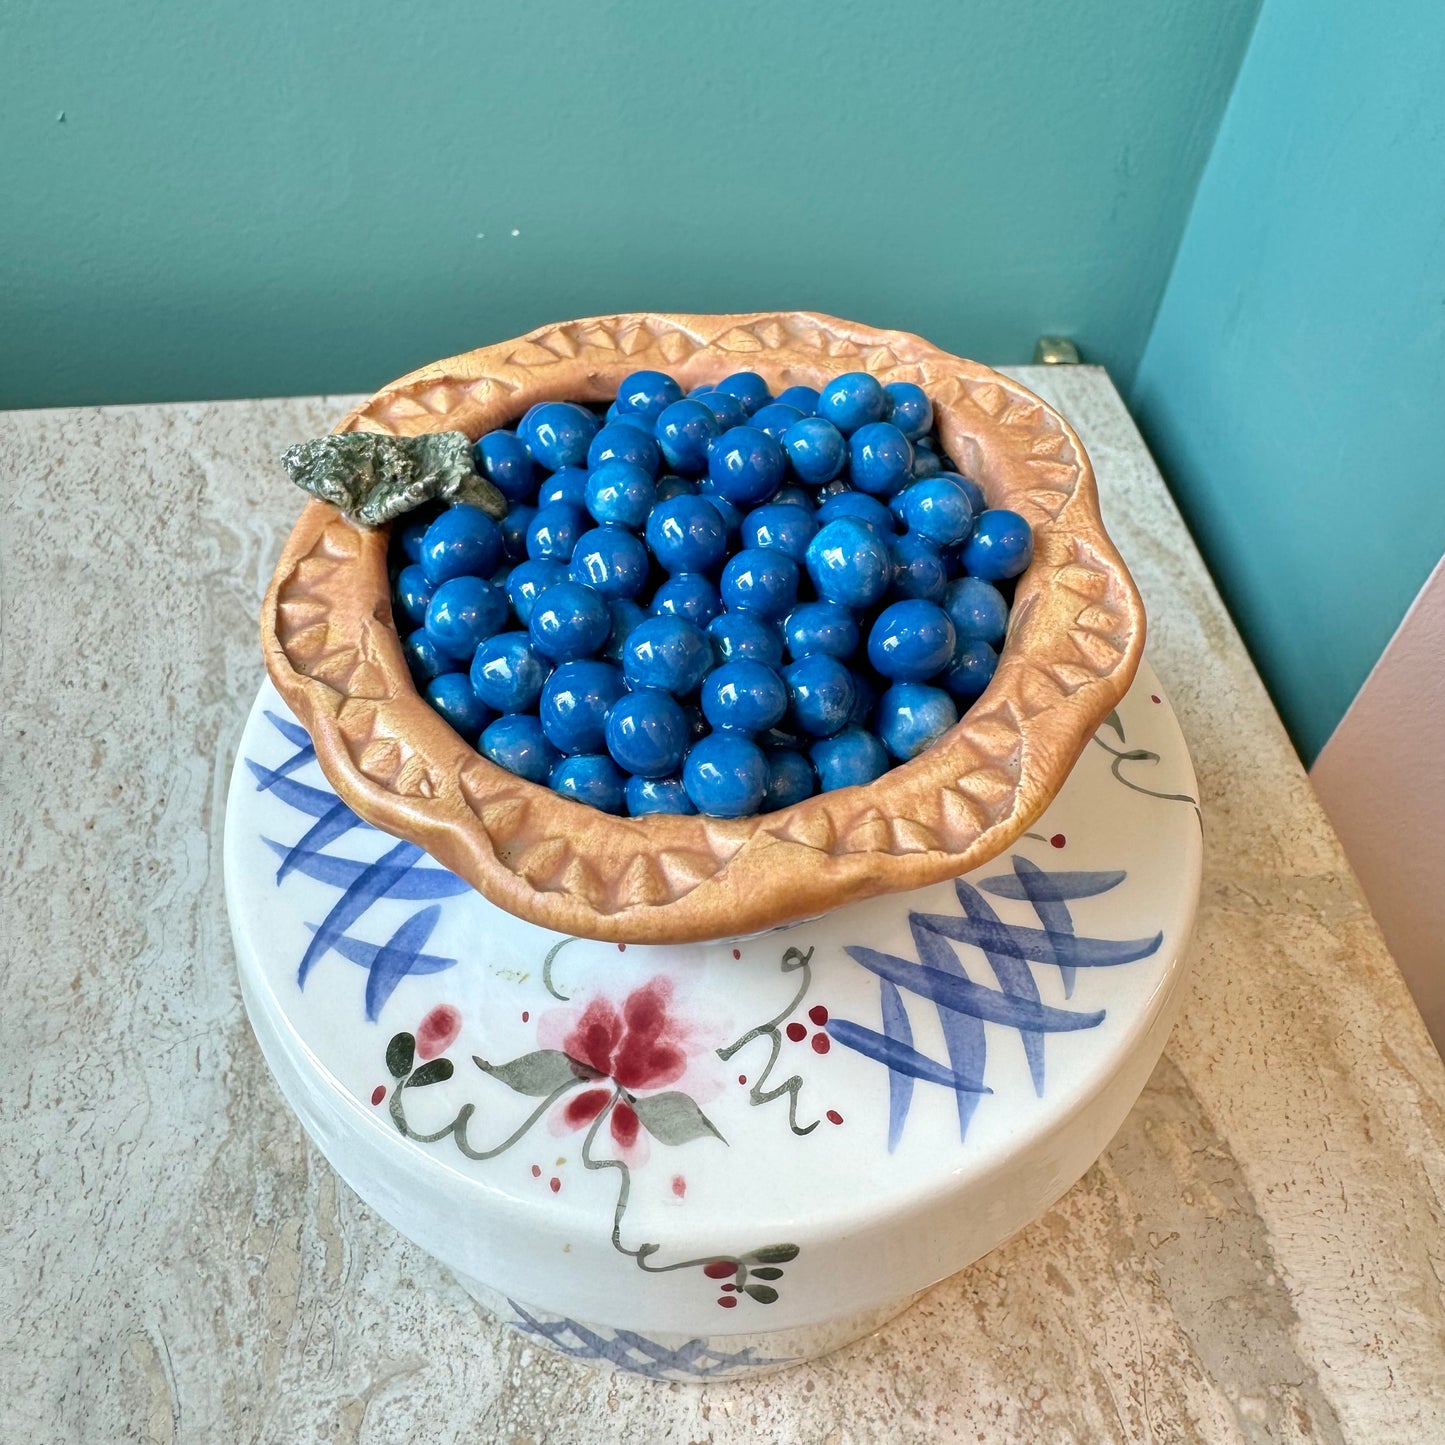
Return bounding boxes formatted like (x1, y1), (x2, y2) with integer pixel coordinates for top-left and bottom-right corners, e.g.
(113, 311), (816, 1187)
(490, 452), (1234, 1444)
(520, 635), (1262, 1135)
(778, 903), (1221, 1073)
(521, 401), (599, 470)
(741, 502), (817, 563)
(622, 615), (713, 695)
(810, 726), (889, 790)
(816, 489), (896, 535)
(538, 659), (626, 754)
(942, 638), (999, 700)
(614, 369), (683, 422)
(849, 421), (914, 496)
(762, 748), (815, 810)
(805, 517), (893, 608)
(847, 670), (878, 728)
(683, 734), (768, 817)
(423, 672), (494, 742)
(867, 599), (957, 682)
(895, 477), (975, 547)
(525, 502), (587, 562)
(569, 525), (650, 599)
(697, 486), (743, 540)
(469, 631), (550, 713)
(909, 444), (943, 481)
(600, 597), (648, 662)
(774, 384), (820, 415)
(888, 532), (947, 602)
(883, 382), (934, 441)
(584, 460), (657, 529)
(771, 483), (813, 509)
(527, 580), (612, 662)
(720, 547), (799, 619)
(403, 628), (449, 685)
(707, 610), (784, 666)
(393, 564), (434, 629)
(587, 421), (662, 476)
(781, 416), (847, 485)
(748, 402), (806, 440)
(625, 774), (696, 816)
(782, 600), (860, 661)
(954, 474), (987, 516)
(473, 429), (538, 503)
(420, 505), (504, 585)
(605, 689), (690, 778)
(707, 426), (787, 506)
(499, 502), (537, 563)
(423, 575), (507, 660)
(393, 511), (432, 566)
(782, 654), (856, 737)
(696, 389), (748, 431)
(644, 494), (729, 574)
(481, 712), (561, 784)
(875, 682), (958, 760)
(549, 753), (627, 814)
(714, 370), (771, 416)
(701, 659), (788, 734)
(943, 575), (1009, 646)
(504, 558), (569, 624)
(655, 398), (722, 475)
(650, 572), (722, 627)
(654, 473), (698, 502)
(817, 371), (887, 434)
(537, 466), (591, 511)
(961, 509), (1033, 580)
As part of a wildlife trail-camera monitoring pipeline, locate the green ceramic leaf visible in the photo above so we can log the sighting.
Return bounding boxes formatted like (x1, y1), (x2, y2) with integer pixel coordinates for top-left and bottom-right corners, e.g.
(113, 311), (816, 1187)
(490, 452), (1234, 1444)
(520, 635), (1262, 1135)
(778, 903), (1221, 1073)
(1101, 709), (1125, 743)
(749, 1266), (784, 1280)
(281, 430), (506, 526)
(386, 1032), (416, 1079)
(403, 1058), (454, 1089)
(744, 1283), (779, 1304)
(631, 1091), (724, 1147)
(474, 1049), (583, 1096)
(748, 1242), (800, 1265)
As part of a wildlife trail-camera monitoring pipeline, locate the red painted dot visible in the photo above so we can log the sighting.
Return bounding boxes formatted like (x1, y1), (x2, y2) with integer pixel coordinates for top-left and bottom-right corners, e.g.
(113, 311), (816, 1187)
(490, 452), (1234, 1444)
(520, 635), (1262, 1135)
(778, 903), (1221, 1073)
(1150, 694), (1161, 704)
(811, 1032), (831, 1055)
(521, 1010), (529, 1023)
(786, 1022), (807, 1042)
(720, 1282), (736, 1291)
(732, 948), (741, 959)
(737, 1074), (748, 1085)
(672, 1175), (686, 1198)
(549, 1177), (561, 1194)
(531, 1164), (541, 1178)
(617, 943), (626, 951)
(703, 1260), (735, 1280)
(370, 1085), (386, 1106)
(808, 1004), (829, 1026)
(826, 1109), (843, 1125)
(717, 1296), (738, 1309)
(1050, 833), (1067, 849)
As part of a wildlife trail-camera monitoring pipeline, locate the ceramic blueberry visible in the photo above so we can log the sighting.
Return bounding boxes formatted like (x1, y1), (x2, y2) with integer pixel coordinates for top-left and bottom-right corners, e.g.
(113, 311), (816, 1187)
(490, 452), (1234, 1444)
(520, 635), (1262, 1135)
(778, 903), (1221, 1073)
(505, 559), (569, 625)
(651, 574), (722, 628)
(782, 601), (860, 663)
(394, 512), (431, 565)
(707, 611), (784, 667)
(762, 748), (816, 811)
(815, 490), (896, 536)
(605, 691), (690, 779)
(424, 672), (494, 742)
(783, 655), (856, 738)
(697, 487), (743, 541)
(645, 495), (728, 575)
(393, 564), (434, 629)
(875, 682), (958, 761)
(420, 505), (504, 586)
(866, 600), (957, 683)
(748, 403), (806, 441)
(587, 422), (663, 476)
(944, 577), (1009, 648)
(424, 576), (507, 661)
(499, 503), (537, 563)
(805, 519), (893, 609)
(888, 533), (947, 602)
(773, 383), (820, 415)
(625, 774), (695, 816)
(471, 632), (550, 714)
(896, 477), (975, 548)
(741, 503), (817, 564)
(882, 381), (933, 441)
(622, 616), (713, 696)
(714, 371), (771, 416)
(403, 629), (448, 685)
(697, 390), (748, 430)
(781, 417), (847, 486)
(701, 660), (789, 735)
(810, 726), (888, 790)
(615, 369), (683, 422)
(585, 461), (657, 530)
(816, 371), (886, 435)
(707, 427), (788, 507)
(522, 401), (599, 470)
(654, 474), (698, 503)
(481, 713), (559, 783)
(550, 753), (627, 814)
(719, 549), (800, 620)
(909, 446), (942, 481)
(537, 467), (591, 511)
(683, 733), (769, 817)
(601, 599), (648, 663)
(568, 525), (650, 600)
(960, 509), (1034, 581)
(655, 399), (722, 476)
(526, 503), (587, 563)
(474, 430), (538, 502)
(942, 639), (999, 701)
(848, 422), (914, 496)
(538, 660), (626, 754)
(527, 581), (612, 663)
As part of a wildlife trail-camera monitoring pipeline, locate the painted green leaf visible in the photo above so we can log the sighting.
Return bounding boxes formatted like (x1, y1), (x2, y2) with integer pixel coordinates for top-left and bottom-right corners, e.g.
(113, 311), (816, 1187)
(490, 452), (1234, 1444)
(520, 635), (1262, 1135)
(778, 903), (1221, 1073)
(281, 430), (506, 527)
(1101, 709), (1125, 743)
(749, 1266), (784, 1280)
(744, 1283), (779, 1304)
(404, 1058), (454, 1089)
(386, 1032), (416, 1079)
(631, 1091), (724, 1147)
(474, 1049), (582, 1096)
(748, 1242), (800, 1265)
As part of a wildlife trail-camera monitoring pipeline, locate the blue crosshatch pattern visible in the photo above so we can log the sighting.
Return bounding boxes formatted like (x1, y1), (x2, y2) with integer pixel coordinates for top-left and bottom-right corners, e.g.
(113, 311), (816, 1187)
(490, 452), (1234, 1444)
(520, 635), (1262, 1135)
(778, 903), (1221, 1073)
(246, 710), (467, 1019)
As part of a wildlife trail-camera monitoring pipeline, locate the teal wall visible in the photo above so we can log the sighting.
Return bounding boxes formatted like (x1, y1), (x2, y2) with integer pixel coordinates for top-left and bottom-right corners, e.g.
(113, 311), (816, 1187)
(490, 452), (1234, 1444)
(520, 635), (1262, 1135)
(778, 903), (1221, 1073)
(0, 0), (1259, 409)
(1131, 0), (1445, 763)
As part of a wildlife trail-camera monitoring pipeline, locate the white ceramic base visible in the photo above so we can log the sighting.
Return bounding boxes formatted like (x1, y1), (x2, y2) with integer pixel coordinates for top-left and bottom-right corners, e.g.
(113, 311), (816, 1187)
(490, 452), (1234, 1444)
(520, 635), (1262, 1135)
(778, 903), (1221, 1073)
(224, 661), (1200, 1379)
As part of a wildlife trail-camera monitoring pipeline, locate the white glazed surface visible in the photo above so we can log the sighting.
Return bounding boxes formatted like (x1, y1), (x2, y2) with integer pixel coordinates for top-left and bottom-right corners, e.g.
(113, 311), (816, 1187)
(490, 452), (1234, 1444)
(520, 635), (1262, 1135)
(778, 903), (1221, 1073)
(225, 660), (1201, 1364)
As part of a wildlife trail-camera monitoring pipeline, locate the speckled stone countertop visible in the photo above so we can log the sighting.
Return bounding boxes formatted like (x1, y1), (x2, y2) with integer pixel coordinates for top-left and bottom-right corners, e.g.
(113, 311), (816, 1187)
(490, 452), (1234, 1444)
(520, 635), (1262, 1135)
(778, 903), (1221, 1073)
(3, 368), (1442, 1443)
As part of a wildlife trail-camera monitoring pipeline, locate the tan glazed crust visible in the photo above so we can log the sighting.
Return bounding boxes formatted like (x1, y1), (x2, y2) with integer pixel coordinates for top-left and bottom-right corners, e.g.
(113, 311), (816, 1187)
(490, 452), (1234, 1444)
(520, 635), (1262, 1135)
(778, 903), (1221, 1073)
(261, 312), (1145, 943)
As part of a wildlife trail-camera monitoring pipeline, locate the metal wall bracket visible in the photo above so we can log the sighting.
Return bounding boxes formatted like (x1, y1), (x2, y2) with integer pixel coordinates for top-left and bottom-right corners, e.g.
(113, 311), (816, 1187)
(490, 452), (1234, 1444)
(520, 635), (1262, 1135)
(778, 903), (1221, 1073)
(1032, 336), (1081, 365)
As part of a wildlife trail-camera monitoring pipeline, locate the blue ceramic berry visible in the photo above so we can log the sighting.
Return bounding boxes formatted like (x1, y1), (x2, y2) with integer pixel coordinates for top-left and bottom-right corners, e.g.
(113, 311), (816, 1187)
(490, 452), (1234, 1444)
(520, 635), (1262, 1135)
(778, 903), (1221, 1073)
(697, 390), (748, 430)
(526, 503), (587, 562)
(774, 384), (820, 415)
(702, 660), (788, 734)
(910, 445), (942, 481)
(423, 672), (494, 742)
(707, 426), (787, 506)
(849, 422), (914, 496)
(783, 654), (856, 737)
(896, 476), (975, 547)
(527, 580), (612, 662)
(810, 727), (889, 791)
(587, 422), (662, 476)
(424, 576), (507, 660)
(521, 402), (599, 470)
(404, 629), (449, 685)
(654, 473), (698, 502)
(481, 714), (559, 784)
(805, 518), (893, 609)
(499, 503), (537, 563)
(651, 573), (721, 627)
(538, 659), (626, 754)
(420, 505), (504, 585)
(622, 615), (712, 695)
(473, 430), (537, 503)
(889, 532), (947, 602)
(698, 487), (743, 540)
(394, 564), (434, 629)
(470, 631), (550, 713)
(612, 411), (653, 434)
(942, 638), (999, 701)
(816, 490), (896, 535)
(626, 774), (696, 816)
(960, 509), (1033, 580)
(954, 475), (986, 516)
(762, 749), (815, 810)
(683, 734), (769, 817)
(720, 548), (799, 619)
(867, 599), (957, 683)
(605, 690), (690, 778)
(875, 683), (958, 761)
(645, 495), (728, 574)
(655, 399), (722, 475)
(772, 484), (813, 509)
(585, 460), (657, 528)
(749, 402), (805, 440)
(505, 558), (569, 624)
(601, 598), (648, 662)
(549, 754), (627, 814)
(943, 575), (1009, 647)
(569, 525), (650, 599)
(742, 502), (818, 563)
(848, 671), (878, 729)
(714, 371), (771, 416)
(707, 611), (784, 665)
(615, 369), (683, 422)
(394, 512), (432, 566)
(782, 417), (847, 485)
(883, 382), (934, 441)
(817, 372), (886, 434)
(537, 466), (591, 511)
(782, 601), (860, 661)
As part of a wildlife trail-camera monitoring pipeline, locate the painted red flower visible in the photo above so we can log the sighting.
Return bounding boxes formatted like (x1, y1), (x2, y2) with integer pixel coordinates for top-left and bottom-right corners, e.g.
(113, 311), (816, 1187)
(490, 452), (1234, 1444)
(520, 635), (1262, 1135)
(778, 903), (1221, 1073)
(416, 1004), (461, 1061)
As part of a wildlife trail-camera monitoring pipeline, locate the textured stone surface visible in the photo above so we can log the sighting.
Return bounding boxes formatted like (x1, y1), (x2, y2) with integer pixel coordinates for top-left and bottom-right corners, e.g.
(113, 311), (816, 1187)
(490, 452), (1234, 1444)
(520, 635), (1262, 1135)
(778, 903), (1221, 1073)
(3, 369), (1442, 1443)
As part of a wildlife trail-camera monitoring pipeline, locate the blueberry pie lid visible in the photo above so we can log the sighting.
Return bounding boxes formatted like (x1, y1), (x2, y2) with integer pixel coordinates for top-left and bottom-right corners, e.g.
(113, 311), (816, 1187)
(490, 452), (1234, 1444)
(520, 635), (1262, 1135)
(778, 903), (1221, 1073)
(261, 311), (1145, 944)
